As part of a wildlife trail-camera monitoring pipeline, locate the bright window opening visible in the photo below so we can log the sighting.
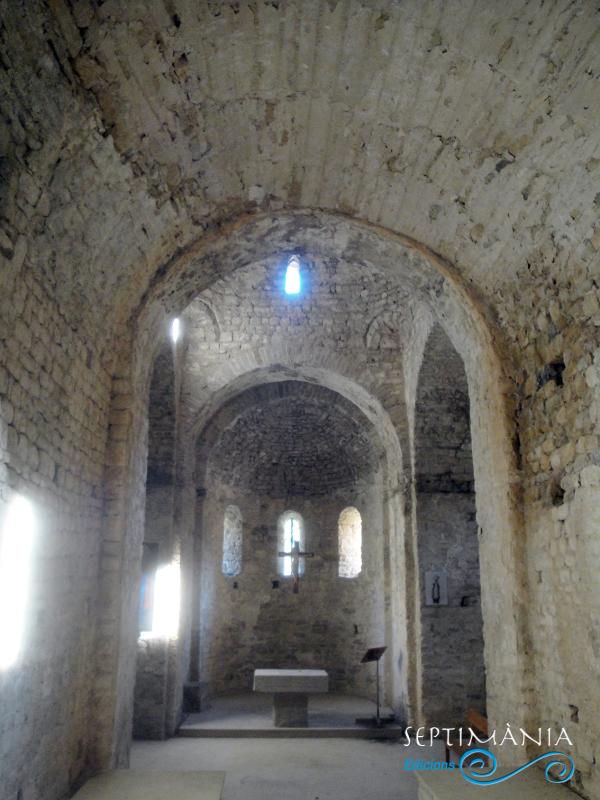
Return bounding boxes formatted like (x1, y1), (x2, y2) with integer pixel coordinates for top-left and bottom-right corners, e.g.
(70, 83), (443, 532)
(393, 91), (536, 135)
(139, 542), (159, 634)
(284, 255), (301, 295)
(152, 562), (181, 638)
(140, 560), (181, 640)
(279, 511), (305, 577)
(338, 506), (362, 578)
(222, 505), (243, 576)
(170, 317), (181, 343)
(0, 495), (36, 669)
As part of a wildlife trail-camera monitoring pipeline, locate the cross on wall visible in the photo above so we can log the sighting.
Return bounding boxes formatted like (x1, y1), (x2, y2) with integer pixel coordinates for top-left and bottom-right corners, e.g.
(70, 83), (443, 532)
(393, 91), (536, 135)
(277, 540), (315, 593)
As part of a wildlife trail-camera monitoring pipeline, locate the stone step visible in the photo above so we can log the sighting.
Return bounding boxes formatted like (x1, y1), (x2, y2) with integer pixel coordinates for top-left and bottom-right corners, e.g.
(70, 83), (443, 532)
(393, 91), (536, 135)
(71, 770), (225, 800)
(178, 726), (404, 738)
(417, 770), (575, 800)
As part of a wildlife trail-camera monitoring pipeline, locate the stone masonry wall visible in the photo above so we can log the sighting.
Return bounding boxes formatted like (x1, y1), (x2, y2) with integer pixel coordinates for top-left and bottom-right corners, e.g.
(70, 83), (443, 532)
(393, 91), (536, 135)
(0, 4), (175, 793)
(194, 380), (387, 699)
(509, 268), (600, 798)
(3, 2), (600, 798)
(180, 251), (411, 450)
(198, 481), (385, 698)
(176, 260), (411, 709)
(415, 326), (486, 726)
(0, 265), (112, 800)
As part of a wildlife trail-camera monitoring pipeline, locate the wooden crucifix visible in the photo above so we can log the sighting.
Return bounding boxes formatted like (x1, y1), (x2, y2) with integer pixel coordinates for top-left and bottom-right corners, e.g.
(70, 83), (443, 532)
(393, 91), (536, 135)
(278, 539), (315, 593)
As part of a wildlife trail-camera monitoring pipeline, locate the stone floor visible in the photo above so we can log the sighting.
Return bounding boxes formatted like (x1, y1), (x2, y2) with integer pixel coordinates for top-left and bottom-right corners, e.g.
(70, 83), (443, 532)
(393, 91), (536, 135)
(179, 691), (402, 735)
(72, 770), (225, 800)
(416, 770), (576, 800)
(131, 737), (440, 800)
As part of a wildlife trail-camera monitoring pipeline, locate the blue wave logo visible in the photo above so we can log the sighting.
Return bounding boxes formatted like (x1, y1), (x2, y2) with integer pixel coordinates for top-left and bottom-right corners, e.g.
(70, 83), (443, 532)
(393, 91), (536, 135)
(459, 748), (575, 786)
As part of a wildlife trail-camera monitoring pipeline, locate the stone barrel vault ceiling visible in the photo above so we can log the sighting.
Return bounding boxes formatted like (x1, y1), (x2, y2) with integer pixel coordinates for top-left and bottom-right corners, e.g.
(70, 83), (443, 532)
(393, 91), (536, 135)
(2, 0), (600, 340)
(200, 381), (382, 496)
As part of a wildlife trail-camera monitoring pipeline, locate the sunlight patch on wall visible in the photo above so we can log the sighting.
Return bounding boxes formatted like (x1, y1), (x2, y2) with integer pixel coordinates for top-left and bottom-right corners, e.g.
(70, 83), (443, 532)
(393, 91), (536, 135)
(0, 495), (36, 669)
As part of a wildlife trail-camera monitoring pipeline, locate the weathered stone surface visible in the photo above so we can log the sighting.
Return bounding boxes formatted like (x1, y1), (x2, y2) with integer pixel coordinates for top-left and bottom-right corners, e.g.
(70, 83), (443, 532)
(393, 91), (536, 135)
(196, 445), (387, 699)
(413, 325), (485, 726)
(1, 1), (599, 798)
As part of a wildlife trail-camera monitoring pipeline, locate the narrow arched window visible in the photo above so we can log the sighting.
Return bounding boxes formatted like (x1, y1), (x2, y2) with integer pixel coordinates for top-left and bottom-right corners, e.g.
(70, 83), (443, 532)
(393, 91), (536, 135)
(278, 511), (305, 577)
(222, 504), (243, 576)
(284, 255), (301, 295)
(338, 507), (362, 578)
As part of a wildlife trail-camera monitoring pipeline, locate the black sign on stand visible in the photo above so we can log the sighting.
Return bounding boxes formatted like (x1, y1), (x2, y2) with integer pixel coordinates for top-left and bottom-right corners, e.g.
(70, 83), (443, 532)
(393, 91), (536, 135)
(361, 646), (387, 664)
(356, 646), (396, 728)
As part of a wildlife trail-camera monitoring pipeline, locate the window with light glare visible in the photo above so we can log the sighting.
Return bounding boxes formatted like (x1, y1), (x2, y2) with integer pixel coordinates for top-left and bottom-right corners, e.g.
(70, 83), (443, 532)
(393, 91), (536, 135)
(222, 505), (243, 576)
(278, 511), (304, 577)
(338, 506), (362, 578)
(0, 495), (35, 669)
(139, 560), (181, 640)
(284, 255), (301, 295)
(152, 562), (181, 638)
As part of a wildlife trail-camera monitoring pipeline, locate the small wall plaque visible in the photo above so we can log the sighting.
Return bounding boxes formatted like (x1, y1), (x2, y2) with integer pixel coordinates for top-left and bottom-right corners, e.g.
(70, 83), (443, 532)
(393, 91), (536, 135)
(425, 569), (448, 606)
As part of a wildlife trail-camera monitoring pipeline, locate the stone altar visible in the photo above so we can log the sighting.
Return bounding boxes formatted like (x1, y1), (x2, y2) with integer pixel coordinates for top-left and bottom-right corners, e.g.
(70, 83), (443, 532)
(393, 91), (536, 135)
(253, 668), (329, 727)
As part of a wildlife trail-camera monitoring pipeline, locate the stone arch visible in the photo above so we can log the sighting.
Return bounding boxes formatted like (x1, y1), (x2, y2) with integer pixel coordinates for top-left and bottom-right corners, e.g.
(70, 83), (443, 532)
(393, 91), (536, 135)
(190, 369), (407, 713)
(196, 380), (385, 498)
(184, 299), (221, 345)
(96, 210), (525, 768)
(191, 373), (401, 700)
(191, 364), (404, 480)
(364, 311), (402, 351)
(413, 323), (486, 727)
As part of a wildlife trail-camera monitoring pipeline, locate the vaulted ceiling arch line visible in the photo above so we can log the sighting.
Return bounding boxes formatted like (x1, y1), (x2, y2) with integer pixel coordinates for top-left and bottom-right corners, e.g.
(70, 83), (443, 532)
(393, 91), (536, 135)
(194, 379), (385, 499)
(141, 211), (520, 502)
(26, 0), (599, 348)
(134, 211), (512, 379)
(188, 364), (405, 492)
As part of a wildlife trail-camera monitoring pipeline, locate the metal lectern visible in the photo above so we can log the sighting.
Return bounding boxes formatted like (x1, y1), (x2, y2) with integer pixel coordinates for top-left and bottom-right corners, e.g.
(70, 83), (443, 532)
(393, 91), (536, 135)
(356, 646), (395, 728)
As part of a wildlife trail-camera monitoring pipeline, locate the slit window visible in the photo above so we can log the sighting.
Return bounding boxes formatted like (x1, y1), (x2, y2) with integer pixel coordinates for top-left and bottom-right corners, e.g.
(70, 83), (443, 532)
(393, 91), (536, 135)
(284, 255), (301, 295)
(278, 511), (305, 576)
(338, 506), (362, 578)
(222, 504), (243, 576)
